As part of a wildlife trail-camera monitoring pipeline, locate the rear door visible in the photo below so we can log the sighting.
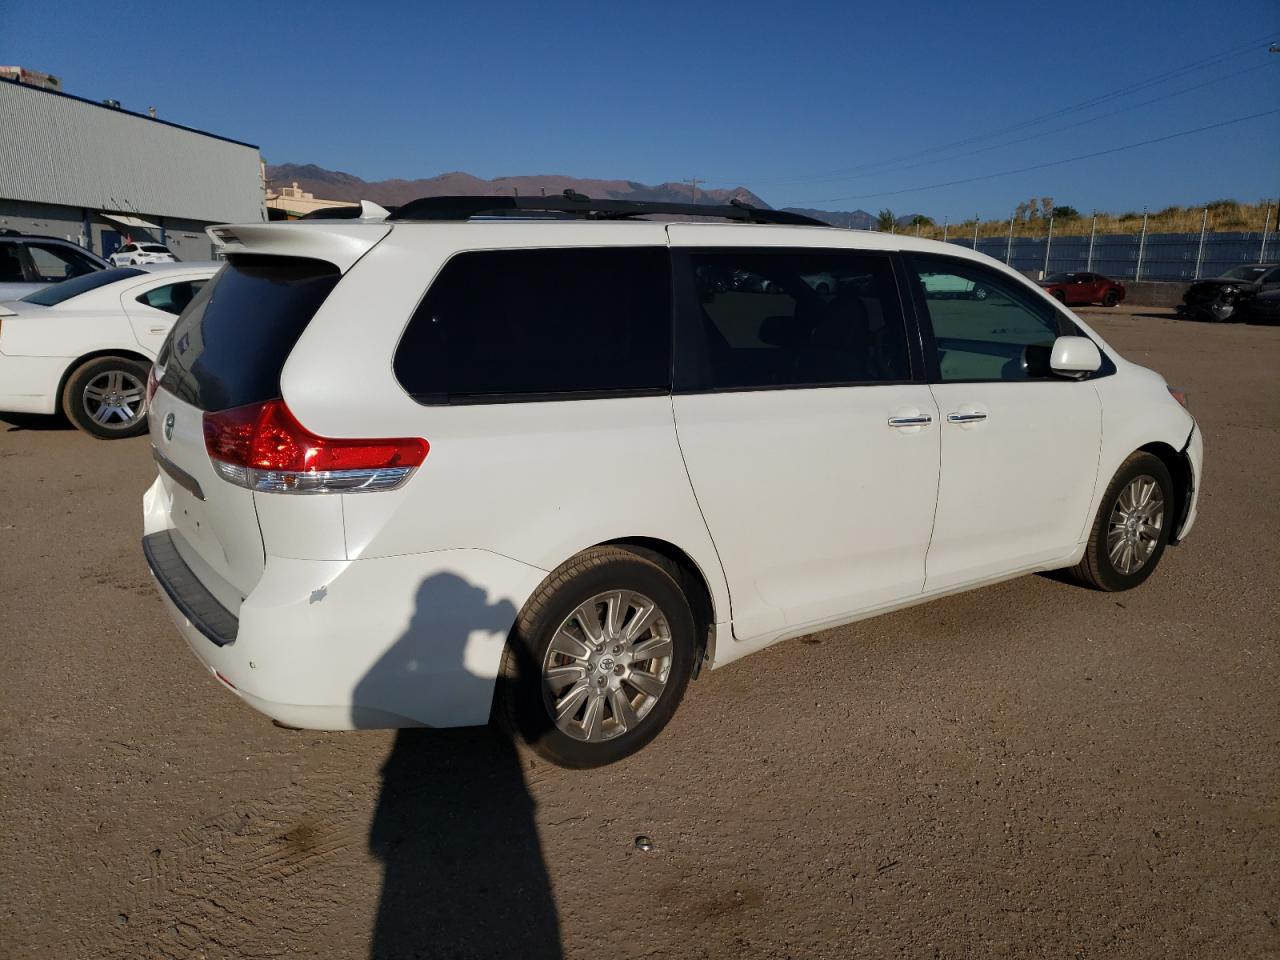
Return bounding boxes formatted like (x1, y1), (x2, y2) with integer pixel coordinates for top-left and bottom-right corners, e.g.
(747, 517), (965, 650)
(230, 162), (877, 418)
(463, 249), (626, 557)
(905, 254), (1102, 590)
(121, 274), (207, 354)
(149, 256), (342, 610)
(668, 241), (939, 641)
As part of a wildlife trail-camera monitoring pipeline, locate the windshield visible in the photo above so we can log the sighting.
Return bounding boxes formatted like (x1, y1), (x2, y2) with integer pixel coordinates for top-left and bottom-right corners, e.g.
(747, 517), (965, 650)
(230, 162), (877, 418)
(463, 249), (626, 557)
(20, 267), (146, 306)
(1220, 265), (1267, 281)
(1044, 273), (1074, 282)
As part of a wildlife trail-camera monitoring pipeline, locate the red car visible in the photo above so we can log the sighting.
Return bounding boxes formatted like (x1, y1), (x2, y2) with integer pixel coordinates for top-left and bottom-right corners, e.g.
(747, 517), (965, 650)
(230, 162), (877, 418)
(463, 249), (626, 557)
(1039, 271), (1125, 307)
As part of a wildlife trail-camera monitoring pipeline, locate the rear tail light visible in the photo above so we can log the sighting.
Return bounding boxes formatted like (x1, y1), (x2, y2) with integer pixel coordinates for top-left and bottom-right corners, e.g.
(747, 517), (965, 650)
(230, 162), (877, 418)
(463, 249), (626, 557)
(203, 399), (428, 494)
(1167, 385), (1189, 409)
(146, 364), (159, 403)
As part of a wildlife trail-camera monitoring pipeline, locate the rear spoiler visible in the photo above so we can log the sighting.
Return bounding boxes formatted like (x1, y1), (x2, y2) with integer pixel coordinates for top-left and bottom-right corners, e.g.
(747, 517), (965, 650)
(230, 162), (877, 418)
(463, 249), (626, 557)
(206, 221), (392, 272)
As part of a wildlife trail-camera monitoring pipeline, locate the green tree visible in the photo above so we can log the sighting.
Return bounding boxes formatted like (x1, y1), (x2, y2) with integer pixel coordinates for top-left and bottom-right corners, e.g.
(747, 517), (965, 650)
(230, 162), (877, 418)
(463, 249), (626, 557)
(1051, 205), (1080, 219)
(876, 208), (896, 231)
(908, 214), (935, 227)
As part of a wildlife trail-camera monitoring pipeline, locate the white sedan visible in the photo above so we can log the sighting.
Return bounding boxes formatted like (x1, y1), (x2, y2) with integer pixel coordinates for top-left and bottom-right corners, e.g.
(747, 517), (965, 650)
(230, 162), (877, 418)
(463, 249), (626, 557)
(0, 262), (218, 438)
(109, 242), (178, 267)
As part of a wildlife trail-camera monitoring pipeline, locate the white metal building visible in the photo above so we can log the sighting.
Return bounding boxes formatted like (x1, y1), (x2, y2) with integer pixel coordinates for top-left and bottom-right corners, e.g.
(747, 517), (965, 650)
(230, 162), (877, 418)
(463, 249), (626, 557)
(0, 78), (265, 261)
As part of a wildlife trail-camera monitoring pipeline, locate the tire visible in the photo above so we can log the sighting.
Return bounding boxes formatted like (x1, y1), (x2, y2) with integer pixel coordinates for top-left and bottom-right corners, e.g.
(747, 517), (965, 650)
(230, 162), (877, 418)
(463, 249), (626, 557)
(495, 546), (696, 768)
(1068, 452), (1174, 591)
(1102, 289), (1120, 307)
(1052, 290), (1066, 304)
(61, 356), (151, 439)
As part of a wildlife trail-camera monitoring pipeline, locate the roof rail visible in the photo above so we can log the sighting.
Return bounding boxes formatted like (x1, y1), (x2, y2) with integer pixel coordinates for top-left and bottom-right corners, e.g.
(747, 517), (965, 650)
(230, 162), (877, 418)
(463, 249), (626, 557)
(385, 192), (828, 227)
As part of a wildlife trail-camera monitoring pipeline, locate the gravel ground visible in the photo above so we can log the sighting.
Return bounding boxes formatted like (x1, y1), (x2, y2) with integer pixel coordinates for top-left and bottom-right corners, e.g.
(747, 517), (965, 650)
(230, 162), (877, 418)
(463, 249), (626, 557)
(1, 307), (1276, 960)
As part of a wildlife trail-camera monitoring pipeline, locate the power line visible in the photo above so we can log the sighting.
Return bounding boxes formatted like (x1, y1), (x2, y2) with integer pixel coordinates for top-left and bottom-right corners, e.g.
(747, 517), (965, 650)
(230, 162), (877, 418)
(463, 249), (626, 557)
(720, 33), (1276, 189)
(789, 107), (1280, 205)
(777, 61), (1272, 190)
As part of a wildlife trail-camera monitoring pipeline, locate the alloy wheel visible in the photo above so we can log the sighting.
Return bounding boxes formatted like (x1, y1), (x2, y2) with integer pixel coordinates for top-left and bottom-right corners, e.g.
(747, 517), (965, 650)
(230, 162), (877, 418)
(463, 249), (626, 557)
(82, 369), (146, 429)
(1106, 475), (1165, 575)
(541, 590), (673, 742)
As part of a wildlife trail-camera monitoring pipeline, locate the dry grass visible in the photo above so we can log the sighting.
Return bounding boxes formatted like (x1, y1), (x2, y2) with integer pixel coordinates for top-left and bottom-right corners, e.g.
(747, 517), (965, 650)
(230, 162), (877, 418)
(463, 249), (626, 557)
(899, 200), (1276, 241)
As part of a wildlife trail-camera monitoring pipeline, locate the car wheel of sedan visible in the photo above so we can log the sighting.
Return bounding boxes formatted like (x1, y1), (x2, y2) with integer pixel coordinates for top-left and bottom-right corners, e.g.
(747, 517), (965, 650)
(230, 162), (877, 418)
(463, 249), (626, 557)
(496, 546), (696, 768)
(972, 285), (989, 300)
(1102, 289), (1120, 307)
(62, 356), (151, 439)
(1052, 290), (1066, 303)
(1068, 451), (1173, 591)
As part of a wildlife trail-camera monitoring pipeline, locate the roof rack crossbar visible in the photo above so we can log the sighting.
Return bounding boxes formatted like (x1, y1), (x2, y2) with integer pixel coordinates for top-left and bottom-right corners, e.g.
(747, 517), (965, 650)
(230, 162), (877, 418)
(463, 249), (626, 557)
(385, 192), (827, 227)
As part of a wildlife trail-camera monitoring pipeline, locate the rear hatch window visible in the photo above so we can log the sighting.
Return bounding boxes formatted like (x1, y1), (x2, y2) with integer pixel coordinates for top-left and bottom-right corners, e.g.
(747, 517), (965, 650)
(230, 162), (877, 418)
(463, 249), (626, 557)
(157, 255), (340, 411)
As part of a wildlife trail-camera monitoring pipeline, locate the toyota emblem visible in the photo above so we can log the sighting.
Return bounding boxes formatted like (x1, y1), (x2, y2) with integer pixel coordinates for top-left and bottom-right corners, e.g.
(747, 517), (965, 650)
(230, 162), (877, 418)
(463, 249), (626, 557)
(163, 411), (175, 442)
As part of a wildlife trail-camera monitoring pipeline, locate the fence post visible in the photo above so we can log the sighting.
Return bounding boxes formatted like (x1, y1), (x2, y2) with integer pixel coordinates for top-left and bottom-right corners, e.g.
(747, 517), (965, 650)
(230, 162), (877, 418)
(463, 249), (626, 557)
(972, 216), (979, 250)
(1135, 209), (1148, 281)
(1043, 215), (1054, 277)
(1260, 203), (1274, 263)
(1086, 213), (1097, 271)
(1006, 214), (1014, 264)
(1194, 206), (1208, 280)
(942, 217), (948, 242)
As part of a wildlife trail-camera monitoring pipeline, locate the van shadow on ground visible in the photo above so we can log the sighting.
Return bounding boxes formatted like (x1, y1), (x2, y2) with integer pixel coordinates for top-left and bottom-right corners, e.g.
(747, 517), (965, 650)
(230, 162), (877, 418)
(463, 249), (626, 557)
(359, 573), (563, 960)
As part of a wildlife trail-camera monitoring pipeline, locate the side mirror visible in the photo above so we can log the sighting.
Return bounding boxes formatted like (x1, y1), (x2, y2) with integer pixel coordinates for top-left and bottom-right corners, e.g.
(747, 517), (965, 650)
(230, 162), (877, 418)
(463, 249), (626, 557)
(1050, 335), (1102, 375)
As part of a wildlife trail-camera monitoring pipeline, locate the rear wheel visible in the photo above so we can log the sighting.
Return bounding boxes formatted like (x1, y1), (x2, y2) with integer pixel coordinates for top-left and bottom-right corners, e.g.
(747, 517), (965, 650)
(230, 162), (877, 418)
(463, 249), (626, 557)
(1102, 289), (1120, 307)
(1068, 452), (1173, 591)
(61, 356), (150, 439)
(1052, 290), (1067, 303)
(495, 547), (696, 768)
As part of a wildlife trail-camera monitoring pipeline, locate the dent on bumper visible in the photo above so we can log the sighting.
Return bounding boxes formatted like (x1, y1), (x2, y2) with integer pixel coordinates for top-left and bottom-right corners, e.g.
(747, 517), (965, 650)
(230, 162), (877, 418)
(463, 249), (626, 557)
(151, 547), (548, 730)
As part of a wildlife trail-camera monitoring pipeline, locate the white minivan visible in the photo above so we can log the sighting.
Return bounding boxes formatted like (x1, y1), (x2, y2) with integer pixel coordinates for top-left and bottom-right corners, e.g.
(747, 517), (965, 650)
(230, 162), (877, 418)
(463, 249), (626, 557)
(142, 196), (1202, 768)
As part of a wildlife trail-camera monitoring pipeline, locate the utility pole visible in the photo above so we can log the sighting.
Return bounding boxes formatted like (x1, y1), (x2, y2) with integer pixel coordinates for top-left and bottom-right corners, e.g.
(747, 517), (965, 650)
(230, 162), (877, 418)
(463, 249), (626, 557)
(1194, 206), (1209, 280)
(1043, 214), (1054, 277)
(972, 216), (979, 250)
(1135, 208), (1149, 281)
(1086, 213), (1097, 271)
(1259, 202), (1274, 263)
(683, 178), (705, 203)
(1006, 214), (1014, 265)
(942, 217), (949, 242)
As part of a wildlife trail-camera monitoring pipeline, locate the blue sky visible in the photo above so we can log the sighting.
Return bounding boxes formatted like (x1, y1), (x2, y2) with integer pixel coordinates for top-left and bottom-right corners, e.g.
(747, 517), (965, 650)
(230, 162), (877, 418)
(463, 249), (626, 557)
(3, 0), (1277, 218)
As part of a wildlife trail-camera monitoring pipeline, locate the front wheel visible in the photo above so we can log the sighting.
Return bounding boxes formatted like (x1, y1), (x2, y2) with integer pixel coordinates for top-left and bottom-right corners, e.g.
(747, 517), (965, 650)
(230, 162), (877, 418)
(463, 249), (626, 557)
(1102, 289), (1120, 307)
(495, 547), (696, 768)
(1068, 452), (1173, 591)
(61, 356), (150, 439)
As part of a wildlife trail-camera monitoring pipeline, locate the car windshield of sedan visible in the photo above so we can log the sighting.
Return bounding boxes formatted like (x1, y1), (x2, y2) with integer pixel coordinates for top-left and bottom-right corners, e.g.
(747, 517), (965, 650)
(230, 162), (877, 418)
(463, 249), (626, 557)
(1220, 265), (1268, 281)
(20, 267), (146, 306)
(1044, 273), (1077, 282)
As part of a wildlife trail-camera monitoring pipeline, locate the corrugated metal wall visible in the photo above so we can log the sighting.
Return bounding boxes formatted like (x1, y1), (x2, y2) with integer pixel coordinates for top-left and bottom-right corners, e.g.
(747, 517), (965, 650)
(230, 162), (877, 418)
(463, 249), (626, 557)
(0, 81), (263, 224)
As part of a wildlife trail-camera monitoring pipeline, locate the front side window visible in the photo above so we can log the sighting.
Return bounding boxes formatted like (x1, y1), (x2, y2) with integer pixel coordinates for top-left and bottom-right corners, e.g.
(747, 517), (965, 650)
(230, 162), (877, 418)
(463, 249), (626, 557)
(911, 255), (1063, 382)
(136, 280), (206, 315)
(25, 242), (100, 282)
(676, 250), (910, 390)
(394, 247), (671, 403)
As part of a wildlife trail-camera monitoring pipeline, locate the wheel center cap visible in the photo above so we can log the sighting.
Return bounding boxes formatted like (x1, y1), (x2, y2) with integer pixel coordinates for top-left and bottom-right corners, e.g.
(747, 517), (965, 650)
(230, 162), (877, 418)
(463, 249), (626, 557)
(598, 656), (615, 673)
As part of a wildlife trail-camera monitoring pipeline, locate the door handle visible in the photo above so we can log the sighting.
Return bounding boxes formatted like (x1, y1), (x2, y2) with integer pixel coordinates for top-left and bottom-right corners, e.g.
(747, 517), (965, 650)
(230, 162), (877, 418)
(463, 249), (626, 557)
(887, 414), (933, 428)
(946, 412), (988, 423)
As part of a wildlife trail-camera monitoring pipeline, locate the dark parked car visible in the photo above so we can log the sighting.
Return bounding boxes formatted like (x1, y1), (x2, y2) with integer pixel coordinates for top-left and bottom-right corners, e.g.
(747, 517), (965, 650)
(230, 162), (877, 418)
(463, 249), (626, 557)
(1038, 271), (1125, 307)
(1236, 288), (1280, 325)
(1182, 263), (1280, 322)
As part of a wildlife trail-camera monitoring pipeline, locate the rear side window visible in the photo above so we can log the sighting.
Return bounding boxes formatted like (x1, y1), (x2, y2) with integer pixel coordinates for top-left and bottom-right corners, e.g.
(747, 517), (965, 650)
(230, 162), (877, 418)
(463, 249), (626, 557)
(675, 249), (911, 391)
(22, 266), (144, 305)
(136, 279), (206, 315)
(394, 248), (671, 403)
(158, 256), (340, 411)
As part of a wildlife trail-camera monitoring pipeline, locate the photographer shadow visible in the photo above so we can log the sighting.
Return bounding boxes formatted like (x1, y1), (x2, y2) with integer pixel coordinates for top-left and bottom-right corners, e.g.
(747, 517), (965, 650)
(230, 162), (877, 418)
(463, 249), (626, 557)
(358, 573), (562, 960)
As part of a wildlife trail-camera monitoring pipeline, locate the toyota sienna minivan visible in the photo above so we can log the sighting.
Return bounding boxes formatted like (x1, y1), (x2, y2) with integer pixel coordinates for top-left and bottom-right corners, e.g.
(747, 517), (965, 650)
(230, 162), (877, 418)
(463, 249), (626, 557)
(142, 194), (1202, 768)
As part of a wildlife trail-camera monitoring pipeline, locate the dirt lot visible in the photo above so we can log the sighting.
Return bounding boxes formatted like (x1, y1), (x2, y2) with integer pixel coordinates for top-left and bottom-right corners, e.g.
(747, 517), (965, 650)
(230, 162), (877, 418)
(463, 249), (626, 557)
(1, 307), (1276, 960)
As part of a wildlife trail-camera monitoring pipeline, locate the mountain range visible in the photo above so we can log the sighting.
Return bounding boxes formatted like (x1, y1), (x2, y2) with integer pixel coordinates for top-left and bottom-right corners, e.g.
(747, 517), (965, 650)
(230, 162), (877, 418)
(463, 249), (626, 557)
(265, 163), (878, 229)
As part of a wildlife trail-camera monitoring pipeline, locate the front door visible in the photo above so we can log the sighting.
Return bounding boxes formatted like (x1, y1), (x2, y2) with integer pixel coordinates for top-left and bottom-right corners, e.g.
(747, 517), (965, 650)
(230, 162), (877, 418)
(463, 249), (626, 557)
(905, 254), (1103, 591)
(667, 238), (940, 641)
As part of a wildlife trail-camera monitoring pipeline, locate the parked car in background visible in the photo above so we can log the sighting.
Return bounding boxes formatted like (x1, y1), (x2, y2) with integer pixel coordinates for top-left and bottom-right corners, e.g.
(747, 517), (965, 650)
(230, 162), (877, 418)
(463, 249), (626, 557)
(0, 229), (110, 300)
(1182, 263), (1280, 321)
(1237, 288), (1280, 325)
(110, 242), (179, 267)
(140, 198), (1202, 769)
(1039, 271), (1125, 307)
(0, 262), (217, 437)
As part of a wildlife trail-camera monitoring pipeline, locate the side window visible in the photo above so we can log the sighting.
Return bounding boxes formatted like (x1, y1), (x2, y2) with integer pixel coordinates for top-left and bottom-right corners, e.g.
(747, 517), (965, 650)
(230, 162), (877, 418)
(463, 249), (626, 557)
(394, 247), (671, 402)
(136, 280), (207, 315)
(911, 255), (1062, 382)
(0, 242), (24, 283)
(119, 244), (137, 255)
(25, 243), (99, 282)
(676, 250), (910, 390)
